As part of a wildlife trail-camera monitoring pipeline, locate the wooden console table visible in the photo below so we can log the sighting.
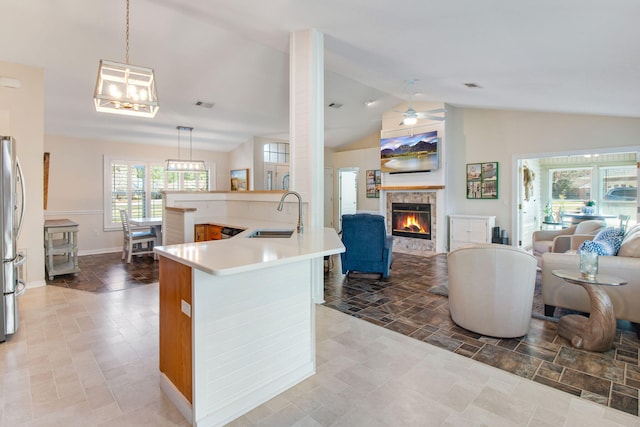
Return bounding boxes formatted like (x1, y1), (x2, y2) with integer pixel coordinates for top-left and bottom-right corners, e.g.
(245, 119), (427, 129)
(552, 269), (626, 352)
(44, 219), (81, 280)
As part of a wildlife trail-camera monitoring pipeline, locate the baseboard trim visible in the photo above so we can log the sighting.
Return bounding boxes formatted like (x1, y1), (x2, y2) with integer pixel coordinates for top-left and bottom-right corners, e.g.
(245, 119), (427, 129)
(27, 280), (46, 289)
(78, 247), (121, 256)
(160, 373), (192, 425)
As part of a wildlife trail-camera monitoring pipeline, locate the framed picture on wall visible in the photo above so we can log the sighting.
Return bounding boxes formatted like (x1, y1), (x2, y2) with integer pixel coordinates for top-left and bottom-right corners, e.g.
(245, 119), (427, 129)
(480, 162), (498, 199)
(466, 163), (482, 199)
(230, 168), (249, 191)
(466, 162), (498, 199)
(366, 169), (381, 198)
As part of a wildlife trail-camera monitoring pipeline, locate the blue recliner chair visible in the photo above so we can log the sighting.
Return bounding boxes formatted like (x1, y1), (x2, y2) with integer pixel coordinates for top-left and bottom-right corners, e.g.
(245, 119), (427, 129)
(340, 213), (393, 278)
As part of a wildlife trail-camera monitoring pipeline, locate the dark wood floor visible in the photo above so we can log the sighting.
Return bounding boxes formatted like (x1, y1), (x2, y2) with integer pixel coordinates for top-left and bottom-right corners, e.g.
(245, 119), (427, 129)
(47, 252), (159, 293)
(48, 251), (640, 417)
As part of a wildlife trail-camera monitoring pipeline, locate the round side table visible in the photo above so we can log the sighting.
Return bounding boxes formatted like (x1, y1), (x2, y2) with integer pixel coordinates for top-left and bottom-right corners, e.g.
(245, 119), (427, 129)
(551, 270), (627, 352)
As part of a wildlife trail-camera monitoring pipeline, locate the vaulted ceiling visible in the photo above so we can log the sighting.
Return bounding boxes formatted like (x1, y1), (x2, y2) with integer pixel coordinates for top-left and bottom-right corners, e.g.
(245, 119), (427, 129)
(2, 1), (639, 151)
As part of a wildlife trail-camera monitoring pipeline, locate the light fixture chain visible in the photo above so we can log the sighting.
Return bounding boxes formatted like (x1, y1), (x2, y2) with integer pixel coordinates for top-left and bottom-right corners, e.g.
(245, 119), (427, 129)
(177, 126), (181, 159)
(125, 0), (130, 64)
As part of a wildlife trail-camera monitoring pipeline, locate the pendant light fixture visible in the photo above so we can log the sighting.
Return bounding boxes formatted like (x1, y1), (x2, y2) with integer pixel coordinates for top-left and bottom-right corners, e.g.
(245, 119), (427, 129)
(93, 0), (159, 118)
(165, 126), (207, 172)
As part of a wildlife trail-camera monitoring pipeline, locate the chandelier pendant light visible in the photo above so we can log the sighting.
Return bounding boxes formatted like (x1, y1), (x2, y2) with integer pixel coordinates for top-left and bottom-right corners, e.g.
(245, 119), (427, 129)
(94, 0), (159, 118)
(166, 126), (207, 172)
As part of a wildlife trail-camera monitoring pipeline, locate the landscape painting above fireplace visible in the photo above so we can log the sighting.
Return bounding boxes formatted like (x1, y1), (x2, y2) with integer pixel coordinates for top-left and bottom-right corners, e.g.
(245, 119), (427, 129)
(380, 130), (439, 173)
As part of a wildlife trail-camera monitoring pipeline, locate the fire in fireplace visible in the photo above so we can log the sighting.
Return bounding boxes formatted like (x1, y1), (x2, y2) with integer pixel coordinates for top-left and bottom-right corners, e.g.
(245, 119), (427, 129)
(391, 203), (431, 240)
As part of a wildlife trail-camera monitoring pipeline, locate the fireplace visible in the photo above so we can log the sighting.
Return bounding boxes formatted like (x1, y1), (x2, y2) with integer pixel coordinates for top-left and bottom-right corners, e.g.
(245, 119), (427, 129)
(391, 203), (431, 240)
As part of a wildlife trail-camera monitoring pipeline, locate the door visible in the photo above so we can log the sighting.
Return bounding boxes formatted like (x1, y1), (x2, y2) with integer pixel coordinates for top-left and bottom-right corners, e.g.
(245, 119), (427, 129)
(517, 159), (541, 249)
(338, 168), (358, 231)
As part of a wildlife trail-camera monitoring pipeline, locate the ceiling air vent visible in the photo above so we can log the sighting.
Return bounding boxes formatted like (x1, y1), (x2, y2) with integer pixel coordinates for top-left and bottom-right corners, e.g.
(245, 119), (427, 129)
(194, 100), (215, 108)
(328, 102), (343, 109)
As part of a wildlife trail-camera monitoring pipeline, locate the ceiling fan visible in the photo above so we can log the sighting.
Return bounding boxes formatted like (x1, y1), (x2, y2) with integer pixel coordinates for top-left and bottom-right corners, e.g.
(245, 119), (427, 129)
(395, 80), (445, 125)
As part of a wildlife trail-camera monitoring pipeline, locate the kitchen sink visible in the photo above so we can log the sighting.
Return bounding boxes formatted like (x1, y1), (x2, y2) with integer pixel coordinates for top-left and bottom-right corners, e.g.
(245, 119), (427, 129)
(247, 229), (294, 238)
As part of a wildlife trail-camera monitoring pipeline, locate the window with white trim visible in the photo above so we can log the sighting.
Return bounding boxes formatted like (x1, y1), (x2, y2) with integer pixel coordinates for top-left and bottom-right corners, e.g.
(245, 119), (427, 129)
(549, 164), (636, 217)
(105, 159), (210, 229)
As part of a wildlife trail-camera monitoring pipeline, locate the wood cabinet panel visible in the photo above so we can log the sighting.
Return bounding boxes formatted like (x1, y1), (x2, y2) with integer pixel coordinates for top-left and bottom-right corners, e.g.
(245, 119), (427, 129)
(159, 256), (193, 402)
(194, 224), (206, 242)
(206, 224), (223, 241)
(195, 224), (223, 241)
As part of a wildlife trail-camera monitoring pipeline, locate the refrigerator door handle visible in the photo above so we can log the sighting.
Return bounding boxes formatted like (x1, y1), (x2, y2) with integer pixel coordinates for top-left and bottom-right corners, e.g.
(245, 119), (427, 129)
(14, 251), (26, 267)
(16, 279), (26, 297)
(16, 158), (26, 239)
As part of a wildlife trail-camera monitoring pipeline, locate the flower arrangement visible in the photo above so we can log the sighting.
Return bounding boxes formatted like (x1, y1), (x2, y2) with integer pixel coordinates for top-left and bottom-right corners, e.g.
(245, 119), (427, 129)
(582, 200), (596, 214)
(543, 202), (554, 222)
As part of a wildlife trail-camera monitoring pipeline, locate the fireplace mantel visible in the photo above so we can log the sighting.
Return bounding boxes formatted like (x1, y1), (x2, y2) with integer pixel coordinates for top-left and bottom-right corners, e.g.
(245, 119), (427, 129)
(377, 185), (445, 191)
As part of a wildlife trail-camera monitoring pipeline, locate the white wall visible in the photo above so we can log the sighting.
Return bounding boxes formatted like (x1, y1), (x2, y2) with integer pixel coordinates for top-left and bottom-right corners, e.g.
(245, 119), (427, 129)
(380, 101), (447, 189)
(330, 147), (382, 227)
(0, 61), (45, 286)
(229, 139), (254, 190)
(44, 135), (230, 254)
(446, 106), (640, 241)
(251, 136), (290, 190)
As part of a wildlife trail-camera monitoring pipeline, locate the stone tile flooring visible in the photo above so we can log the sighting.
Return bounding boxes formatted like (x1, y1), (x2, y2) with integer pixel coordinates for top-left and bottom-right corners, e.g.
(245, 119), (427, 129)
(323, 252), (640, 417)
(41, 251), (640, 422)
(5, 279), (637, 426)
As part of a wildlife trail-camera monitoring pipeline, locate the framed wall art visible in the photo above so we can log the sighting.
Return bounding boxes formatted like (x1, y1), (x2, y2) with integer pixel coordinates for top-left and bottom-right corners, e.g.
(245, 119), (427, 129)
(466, 162), (498, 199)
(230, 168), (249, 191)
(366, 169), (381, 198)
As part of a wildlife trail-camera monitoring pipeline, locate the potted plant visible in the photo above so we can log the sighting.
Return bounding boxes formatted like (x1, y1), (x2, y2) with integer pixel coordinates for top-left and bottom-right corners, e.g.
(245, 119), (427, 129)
(582, 200), (596, 215)
(543, 203), (555, 223)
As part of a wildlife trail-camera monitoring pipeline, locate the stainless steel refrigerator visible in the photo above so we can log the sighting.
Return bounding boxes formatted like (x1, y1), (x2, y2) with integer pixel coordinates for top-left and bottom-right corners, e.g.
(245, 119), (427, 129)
(1, 136), (26, 342)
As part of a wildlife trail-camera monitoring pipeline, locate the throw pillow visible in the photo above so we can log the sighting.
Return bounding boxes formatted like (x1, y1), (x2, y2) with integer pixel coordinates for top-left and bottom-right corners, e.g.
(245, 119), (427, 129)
(594, 227), (624, 241)
(578, 239), (616, 256)
(590, 227), (624, 255)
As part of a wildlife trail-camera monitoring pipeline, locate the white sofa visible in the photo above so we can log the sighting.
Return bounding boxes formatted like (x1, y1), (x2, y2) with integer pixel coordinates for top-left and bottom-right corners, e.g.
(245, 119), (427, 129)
(541, 223), (640, 335)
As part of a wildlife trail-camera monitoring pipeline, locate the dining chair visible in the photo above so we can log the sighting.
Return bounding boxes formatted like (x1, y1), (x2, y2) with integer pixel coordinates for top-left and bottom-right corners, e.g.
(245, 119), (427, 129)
(120, 210), (156, 263)
(619, 214), (631, 233)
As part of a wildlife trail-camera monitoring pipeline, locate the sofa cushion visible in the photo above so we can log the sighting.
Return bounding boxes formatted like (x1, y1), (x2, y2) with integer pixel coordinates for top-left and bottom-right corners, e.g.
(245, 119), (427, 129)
(618, 224), (640, 258)
(532, 240), (553, 255)
(574, 220), (606, 234)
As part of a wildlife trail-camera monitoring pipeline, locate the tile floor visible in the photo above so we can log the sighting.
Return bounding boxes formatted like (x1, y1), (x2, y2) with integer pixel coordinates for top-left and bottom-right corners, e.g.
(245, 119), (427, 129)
(0, 252), (631, 425)
(323, 253), (640, 418)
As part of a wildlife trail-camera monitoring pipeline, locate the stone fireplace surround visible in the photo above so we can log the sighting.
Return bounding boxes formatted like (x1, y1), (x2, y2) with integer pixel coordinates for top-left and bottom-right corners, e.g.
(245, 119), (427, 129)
(386, 191), (438, 256)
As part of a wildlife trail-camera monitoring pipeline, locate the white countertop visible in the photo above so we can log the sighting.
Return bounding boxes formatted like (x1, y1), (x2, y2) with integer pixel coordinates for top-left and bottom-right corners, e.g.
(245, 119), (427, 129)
(154, 218), (345, 276)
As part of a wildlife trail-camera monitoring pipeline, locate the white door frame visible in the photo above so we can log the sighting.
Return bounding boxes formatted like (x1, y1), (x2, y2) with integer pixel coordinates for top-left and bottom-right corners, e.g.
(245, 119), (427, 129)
(338, 167), (358, 231)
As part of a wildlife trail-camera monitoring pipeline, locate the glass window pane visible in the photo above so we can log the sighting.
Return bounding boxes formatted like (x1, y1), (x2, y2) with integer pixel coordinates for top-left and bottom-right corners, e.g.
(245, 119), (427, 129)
(551, 168), (592, 213)
(601, 165), (637, 218)
(150, 165), (165, 217)
(111, 163), (129, 224)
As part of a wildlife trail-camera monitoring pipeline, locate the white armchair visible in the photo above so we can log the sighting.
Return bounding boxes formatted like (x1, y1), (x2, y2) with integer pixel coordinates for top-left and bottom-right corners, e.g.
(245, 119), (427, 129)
(448, 243), (538, 338)
(532, 220), (606, 267)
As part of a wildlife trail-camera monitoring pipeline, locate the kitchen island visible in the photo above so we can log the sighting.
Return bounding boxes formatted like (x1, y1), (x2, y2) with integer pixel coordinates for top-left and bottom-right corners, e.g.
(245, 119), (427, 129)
(154, 223), (344, 427)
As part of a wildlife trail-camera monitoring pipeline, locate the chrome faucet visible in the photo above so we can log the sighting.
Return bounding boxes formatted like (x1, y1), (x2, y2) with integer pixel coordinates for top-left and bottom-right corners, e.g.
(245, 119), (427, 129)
(277, 191), (303, 233)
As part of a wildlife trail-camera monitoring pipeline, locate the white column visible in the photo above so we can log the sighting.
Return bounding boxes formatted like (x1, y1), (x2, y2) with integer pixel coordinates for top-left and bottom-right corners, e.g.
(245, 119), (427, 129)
(290, 29), (325, 302)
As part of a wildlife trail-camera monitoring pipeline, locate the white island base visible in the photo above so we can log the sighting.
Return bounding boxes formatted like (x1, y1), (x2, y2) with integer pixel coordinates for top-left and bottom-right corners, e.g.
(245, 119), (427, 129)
(157, 227), (343, 426)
